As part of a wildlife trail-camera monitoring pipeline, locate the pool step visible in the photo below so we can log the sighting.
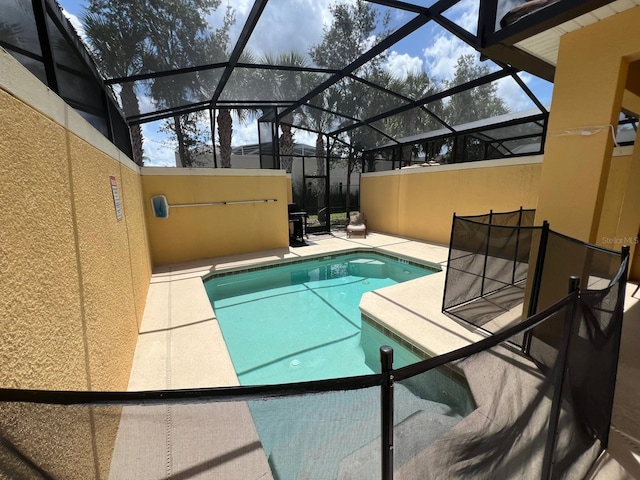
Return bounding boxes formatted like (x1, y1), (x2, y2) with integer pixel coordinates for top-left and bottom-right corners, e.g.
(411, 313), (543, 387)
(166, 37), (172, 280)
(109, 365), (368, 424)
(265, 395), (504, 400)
(348, 259), (386, 279)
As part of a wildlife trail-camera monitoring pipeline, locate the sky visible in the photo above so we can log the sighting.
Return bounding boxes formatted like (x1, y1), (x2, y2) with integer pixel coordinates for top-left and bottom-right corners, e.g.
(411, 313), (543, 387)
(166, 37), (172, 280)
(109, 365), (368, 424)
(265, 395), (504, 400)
(58, 0), (553, 167)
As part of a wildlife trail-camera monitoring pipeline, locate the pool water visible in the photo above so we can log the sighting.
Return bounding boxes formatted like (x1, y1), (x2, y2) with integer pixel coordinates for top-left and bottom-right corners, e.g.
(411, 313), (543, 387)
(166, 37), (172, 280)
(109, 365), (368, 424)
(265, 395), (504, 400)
(204, 252), (438, 385)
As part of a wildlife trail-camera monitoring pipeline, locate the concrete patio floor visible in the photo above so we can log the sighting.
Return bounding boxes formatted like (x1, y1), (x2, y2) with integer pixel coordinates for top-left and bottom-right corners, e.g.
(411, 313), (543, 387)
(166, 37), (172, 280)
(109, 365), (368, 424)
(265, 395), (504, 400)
(122, 230), (640, 479)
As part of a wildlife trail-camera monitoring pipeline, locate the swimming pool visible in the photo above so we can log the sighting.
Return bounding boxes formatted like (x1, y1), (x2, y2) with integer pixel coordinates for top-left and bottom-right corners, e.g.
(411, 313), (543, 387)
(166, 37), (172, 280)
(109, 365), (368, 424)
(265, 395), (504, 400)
(203, 251), (439, 385)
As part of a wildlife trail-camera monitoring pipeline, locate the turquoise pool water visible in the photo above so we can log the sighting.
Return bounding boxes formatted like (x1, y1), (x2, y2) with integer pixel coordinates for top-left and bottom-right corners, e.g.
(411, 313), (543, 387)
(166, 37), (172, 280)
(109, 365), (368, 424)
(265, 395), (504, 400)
(204, 252), (439, 385)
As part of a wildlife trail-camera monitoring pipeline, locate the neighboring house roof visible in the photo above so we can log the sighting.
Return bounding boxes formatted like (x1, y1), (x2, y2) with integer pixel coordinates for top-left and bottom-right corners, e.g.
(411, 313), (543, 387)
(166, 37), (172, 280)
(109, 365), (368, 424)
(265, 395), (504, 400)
(231, 143), (316, 156)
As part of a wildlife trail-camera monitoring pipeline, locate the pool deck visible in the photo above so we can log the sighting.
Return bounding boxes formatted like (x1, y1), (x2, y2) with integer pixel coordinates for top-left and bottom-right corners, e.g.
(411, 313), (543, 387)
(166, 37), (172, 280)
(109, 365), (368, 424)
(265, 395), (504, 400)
(124, 231), (640, 479)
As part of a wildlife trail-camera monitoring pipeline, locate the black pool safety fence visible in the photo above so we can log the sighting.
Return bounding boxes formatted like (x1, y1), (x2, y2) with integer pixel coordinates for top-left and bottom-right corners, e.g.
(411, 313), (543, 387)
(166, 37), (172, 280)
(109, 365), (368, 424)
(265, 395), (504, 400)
(0, 248), (629, 480)
(442, 208), (627, 339)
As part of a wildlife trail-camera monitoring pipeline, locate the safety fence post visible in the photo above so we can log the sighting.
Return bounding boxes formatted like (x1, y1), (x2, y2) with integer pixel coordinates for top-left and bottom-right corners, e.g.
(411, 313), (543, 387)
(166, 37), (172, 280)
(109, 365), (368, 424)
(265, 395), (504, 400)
(511, 206), (524, 285)
(480, 209), (493, 296)
(380, 346), (394, 480)
(523, 220), (549, 355)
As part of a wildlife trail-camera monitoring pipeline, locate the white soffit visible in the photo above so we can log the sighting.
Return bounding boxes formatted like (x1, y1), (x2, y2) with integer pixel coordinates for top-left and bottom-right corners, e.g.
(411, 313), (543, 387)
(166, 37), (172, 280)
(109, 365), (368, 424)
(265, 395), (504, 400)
(515, 0), (640, 66)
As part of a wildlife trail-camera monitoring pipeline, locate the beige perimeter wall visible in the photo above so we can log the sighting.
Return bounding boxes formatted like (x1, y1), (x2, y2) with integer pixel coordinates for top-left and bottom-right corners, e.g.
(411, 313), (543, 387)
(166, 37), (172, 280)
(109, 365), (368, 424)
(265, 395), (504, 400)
(141, 168), (290, 266)
(1, 49), (151, 477)
(360, 150), (638, 279)
(360, 157), (543, 245)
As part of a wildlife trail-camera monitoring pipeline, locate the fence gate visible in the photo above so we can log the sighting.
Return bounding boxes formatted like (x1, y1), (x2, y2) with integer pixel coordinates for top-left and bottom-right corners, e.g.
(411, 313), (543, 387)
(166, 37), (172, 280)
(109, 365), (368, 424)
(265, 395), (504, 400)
(302, 155), (330, 234)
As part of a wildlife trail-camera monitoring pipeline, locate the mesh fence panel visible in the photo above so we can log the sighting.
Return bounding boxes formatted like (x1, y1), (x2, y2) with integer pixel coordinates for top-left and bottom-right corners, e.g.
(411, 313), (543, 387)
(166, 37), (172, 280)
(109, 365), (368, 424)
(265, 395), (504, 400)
(569, 279), (624, 446)
(0, 384), (389, 480)
(535, 231), (623, 313)
(0, 402), (121, 479)
(393, 299), (581, 479)
(248, 388), (382, 479)
(443, 218), (490, 310)
(490, 209), (524, 227)
(443, 209), (539, 331)
(483, 224), (526, 294)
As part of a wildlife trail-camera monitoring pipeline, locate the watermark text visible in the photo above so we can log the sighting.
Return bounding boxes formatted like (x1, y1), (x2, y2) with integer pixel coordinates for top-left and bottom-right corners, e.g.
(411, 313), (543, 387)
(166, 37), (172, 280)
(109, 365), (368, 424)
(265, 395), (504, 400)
(601, 236), (639, 245)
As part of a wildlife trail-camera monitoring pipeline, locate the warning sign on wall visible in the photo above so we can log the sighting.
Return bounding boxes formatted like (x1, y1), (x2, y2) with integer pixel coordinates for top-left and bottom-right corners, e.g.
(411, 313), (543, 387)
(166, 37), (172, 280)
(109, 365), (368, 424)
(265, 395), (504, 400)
(110, 175), (123, 221)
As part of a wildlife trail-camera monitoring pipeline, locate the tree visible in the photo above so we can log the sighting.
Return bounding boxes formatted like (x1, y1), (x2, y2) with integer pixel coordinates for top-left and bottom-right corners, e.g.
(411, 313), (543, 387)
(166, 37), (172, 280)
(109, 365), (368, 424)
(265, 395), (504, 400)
(444, 54), (508, 126)
(142, 2), (232, 167)
(386, 71), (443, 138)
(309, 0), (388, 68)
(159, 111), (209, 167)
(261, 51), (312, 173)
(308, 0), (391, 222)
(216, 109), (232, 168)
(214, 48), (259, 168)
(442, 54), (509, 163)
(309, 0), (391, 142)
(82, 2), (147, 165)
(83, 0), (233, 167)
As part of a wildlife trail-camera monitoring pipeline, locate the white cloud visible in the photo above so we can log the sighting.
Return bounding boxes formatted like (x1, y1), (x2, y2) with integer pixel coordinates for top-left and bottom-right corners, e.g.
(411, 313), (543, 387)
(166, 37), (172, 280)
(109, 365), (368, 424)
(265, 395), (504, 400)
(443, 0), (479, 33)
(229, 120), (316, 148)
(422, 33), (476, 81)
(141, 123), (178, 167)
(137, 93), (156, 115)
(206, 0), (336, 61)
(384, 51), (423, 81)
(232, 120), (259, 147)
(292, 129), (316, 148)
(496, 72), (536, 112)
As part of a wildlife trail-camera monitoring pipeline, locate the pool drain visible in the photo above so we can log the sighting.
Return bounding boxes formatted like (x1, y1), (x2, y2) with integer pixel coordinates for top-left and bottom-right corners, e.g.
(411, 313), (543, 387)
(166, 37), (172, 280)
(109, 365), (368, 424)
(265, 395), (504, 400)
(290, 359), (301, 367)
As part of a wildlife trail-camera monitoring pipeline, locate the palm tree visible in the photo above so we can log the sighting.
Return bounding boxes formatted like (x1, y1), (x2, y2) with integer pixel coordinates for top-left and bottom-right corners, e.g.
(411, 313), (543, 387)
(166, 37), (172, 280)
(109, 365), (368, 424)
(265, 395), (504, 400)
(84, 1), (232, 167)
(261, 51), (310, 173)
(216, 108), (256, 168)
(143, 2), (232, 168)
(384, 70), (446, 164)
(82, 4), (146, 165)
(215, 50), (257, 168)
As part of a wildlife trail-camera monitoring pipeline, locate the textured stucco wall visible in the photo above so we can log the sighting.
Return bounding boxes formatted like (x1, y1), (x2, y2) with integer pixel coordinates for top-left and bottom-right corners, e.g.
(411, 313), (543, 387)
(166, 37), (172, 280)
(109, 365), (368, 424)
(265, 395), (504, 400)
(141, 169), (290, 266)
(1, 49), (151, 478)
(69, 135), (147, 390)
(360, 158), (543, 246)
(120, 165), (152, 330)
(536, 6), (640, 245)
(0, 88), (88, 390)
(0, 82), (150, 392)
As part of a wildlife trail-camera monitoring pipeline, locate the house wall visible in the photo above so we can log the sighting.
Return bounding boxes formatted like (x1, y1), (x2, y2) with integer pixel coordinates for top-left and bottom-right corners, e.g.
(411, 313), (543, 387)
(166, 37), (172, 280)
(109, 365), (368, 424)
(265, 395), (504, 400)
(0, 48), (151, 477)
(140, 168), (290, 266)
(536, 6), (640, 263)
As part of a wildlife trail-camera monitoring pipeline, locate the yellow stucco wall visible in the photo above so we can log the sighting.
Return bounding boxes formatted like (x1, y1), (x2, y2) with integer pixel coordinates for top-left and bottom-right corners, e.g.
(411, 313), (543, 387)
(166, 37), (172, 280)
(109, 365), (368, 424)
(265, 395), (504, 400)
(1, 48), (152, 478)
(361, 158), (543, 245)
(536, 6), (640, 246)
(141, 169), (290, 266)
(69, 136), (148, 389)
(0, 88), (87, 390)
(0, 87), (150, 391)
(596, 152), (634, 247)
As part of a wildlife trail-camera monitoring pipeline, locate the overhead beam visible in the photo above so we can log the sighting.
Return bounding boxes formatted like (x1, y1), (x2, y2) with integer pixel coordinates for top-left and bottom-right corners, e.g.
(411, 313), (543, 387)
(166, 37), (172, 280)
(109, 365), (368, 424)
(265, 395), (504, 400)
(210, 0), (268, 104)
(480, 43), (556, 82)
(277, 13), (431, 120)
(332, 67), (517, 136)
